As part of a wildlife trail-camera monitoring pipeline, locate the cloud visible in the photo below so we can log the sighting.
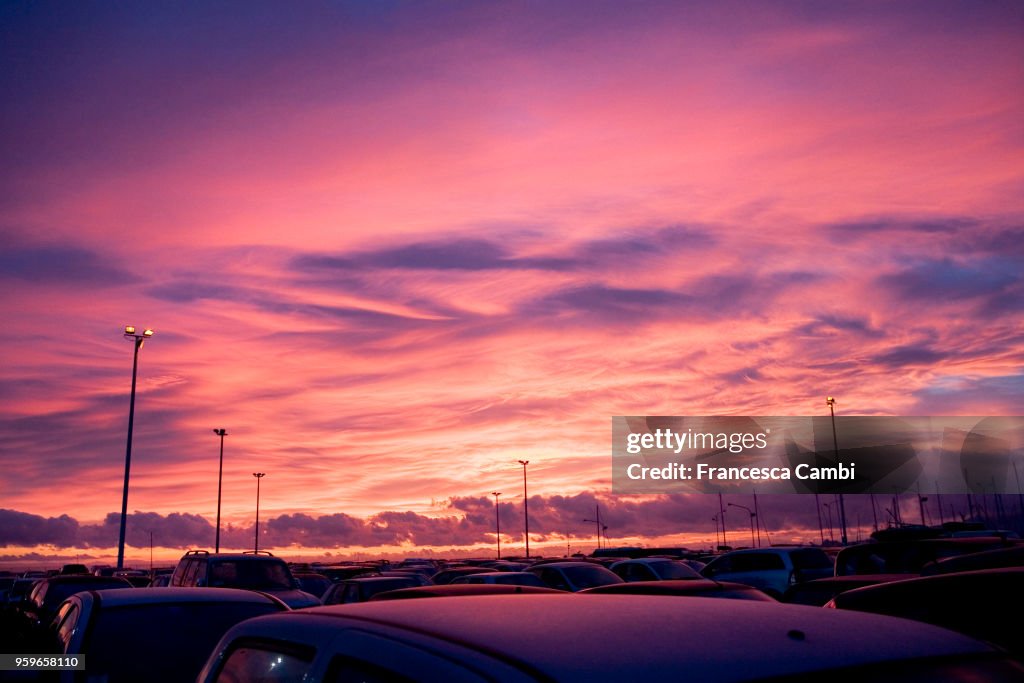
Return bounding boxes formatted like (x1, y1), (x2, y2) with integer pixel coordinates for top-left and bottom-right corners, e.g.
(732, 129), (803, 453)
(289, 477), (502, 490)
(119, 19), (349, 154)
(877, 258), (1019, 303)
(0, 244), (140, 285)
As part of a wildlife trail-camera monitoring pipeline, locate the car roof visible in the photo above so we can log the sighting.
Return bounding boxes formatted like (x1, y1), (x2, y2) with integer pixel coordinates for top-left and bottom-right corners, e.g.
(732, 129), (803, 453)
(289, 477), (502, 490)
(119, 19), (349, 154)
(70, 587), (288, 607)
(369, 584), (563, 600)
(580, 579), (771, 596)
(219, 595), (994, 680)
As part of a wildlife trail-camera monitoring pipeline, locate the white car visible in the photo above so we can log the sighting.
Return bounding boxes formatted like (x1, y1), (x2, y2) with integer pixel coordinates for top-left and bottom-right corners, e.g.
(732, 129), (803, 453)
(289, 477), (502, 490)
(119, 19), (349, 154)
(198, 595), (1021, 682)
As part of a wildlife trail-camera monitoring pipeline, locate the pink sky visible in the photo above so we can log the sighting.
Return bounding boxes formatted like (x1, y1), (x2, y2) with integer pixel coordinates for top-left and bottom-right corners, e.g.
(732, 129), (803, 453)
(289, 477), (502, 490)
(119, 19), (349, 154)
(1, 1), (1022, 566)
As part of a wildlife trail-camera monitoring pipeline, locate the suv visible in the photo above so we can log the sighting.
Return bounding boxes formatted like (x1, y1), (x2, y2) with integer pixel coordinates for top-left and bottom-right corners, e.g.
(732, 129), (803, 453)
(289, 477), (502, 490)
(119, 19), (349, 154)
(170, 551), (320, 608)
(700, 547), (833, 598)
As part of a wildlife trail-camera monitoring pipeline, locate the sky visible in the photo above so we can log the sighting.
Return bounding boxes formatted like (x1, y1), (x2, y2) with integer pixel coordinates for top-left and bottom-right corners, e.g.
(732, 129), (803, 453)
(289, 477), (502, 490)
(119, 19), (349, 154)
(1, 0), (1022, 567)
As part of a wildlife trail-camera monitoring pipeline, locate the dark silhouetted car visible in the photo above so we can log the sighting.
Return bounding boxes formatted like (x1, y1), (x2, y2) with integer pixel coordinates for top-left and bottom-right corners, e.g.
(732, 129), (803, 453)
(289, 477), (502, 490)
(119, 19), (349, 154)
(321, 576), (423, 604)
(197, 595), (1022, 682)
(834, 537), (1017, 576)
(49, 587), (290, 682)
(171, 550), (320, 608)
(609, 558), (702, 582)
(293, 572), (333, 598)
(826, 567), (1024, 656)
(450, 572), (548, 587)
(921, 544), (1024, 575)
(430, 567), (498, 585)
(580, 579), (775, 601)
(24, 575), (133, 626)
(369, 583), (563, 600)
(526, 561), (624, 591)
(700, 547), (833, 598)
(781, 575), (909, 606)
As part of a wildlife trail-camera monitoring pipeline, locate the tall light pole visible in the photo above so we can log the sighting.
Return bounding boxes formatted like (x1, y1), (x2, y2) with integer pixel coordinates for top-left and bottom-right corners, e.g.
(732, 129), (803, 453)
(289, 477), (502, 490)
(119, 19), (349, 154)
(518, 460), (530, 557)
(728, 502), (757, 548)
(117, 325), (154, 569)
(826, 397), (849, 545)
(213, 429), (228, 553)
(253, 472), (266, 553)
(492, 492), (502, 559)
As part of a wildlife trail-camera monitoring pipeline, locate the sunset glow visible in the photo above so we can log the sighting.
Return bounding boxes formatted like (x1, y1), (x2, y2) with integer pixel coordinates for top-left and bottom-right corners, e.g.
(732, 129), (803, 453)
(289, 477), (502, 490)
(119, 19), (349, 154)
(1, 1), (1022, 568)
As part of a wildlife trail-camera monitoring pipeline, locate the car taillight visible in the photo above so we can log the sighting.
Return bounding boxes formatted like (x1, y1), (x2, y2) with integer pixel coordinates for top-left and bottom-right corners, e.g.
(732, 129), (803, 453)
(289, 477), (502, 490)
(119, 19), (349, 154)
(823, 599), (837, 609)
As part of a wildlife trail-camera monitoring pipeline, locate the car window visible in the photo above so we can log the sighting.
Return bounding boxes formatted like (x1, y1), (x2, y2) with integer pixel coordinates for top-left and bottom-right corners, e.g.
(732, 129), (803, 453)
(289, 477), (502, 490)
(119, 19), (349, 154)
(209, 561), (292, 590)
(54, 602), (79, 650)
(731, 553), (786, 572)
(214, 642), (314, 683)
(541, 569), (570, 591)
(791, 549), (833, 570)
(184, 559), (203, 586)
(654, 561), (700, 580)
(326, 656), (415, 683)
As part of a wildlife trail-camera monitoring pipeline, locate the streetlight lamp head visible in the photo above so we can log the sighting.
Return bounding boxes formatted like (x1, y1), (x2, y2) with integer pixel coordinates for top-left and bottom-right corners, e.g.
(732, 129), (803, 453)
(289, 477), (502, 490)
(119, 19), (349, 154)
(143, 329), (154, 337)
(826, 396), (835, 405)
(492, 491), (501, 497)
(253, 472), (265, 478)
(518, 460), (529, 466)
(124, 325), (135, 335)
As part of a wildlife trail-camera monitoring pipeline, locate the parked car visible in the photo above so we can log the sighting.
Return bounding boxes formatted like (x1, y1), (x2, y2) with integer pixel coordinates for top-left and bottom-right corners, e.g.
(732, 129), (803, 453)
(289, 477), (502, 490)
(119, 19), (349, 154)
(369, 584), (563, 601)
(834, 537), (1017, 576)
(580, 579), (775, 601)
(293, 572), (333, 598)
(781, 574), (909, 606)
(197, 595), (1022, 682)
(358, 570), (433, 586)
(921, 544), (1024, 575)
(450, 572), (548, 587)
(700, 547), (833, 598)
(526, 561), (624, 591)
(23, 575), (133, 626)
(826, 567), (1024, 657)
(48, 587), (290, 682)
(321, 576), (423, 604)
(170, 550), (320, 608)
(609, 558), (701, 582)
(430, 567), (498, 585)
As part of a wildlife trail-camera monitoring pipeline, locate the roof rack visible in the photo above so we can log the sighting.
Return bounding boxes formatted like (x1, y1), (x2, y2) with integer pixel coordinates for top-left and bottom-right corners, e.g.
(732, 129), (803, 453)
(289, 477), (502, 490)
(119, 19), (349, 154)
(242, 550), (275, 556)
(183, 550), (210, 556)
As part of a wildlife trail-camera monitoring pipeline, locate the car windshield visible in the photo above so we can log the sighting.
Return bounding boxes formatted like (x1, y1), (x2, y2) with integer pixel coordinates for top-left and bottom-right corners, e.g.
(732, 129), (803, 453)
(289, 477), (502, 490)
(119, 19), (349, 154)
(86, 602), (283, 682)
(651, 561), (700, 580)
(562, 566), (621, 589)
(209, 561), (293, 590)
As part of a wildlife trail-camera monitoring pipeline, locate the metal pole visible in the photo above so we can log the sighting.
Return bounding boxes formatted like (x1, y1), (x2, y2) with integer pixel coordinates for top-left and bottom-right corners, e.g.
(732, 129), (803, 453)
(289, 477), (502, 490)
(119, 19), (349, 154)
(492, 492), (502, 559)
(518, 460), (530, 557)
(253, 472), (265, 552)
(718, 492), (727, 548)
(117, 336), (143, 570)
(827, 397), (848, 545)
(815, 494), (824, 544)
(214, 429), (228, 553)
